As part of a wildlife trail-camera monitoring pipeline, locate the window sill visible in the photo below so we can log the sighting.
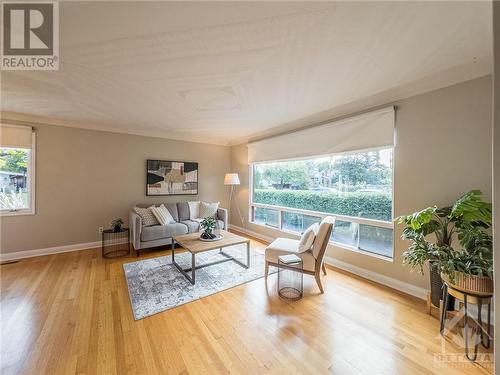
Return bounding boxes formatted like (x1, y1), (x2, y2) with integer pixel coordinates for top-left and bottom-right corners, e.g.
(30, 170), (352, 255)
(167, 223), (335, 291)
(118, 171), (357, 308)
(249, 220), (394, 262)
(329, 241), (394, 262)
(1, 209), (35, 217)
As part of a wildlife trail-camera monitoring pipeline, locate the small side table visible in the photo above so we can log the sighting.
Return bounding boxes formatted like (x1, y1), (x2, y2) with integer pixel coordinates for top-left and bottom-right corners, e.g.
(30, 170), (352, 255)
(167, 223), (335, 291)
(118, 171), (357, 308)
(102, 228), (130, 258)
(440, 282), (492, 361)
(278, 254), (303, 301)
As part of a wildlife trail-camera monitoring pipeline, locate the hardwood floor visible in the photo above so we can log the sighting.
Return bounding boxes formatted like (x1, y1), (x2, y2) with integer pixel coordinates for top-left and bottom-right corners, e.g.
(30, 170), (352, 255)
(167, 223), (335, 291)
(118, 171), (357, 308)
(0, 237), (493, 374)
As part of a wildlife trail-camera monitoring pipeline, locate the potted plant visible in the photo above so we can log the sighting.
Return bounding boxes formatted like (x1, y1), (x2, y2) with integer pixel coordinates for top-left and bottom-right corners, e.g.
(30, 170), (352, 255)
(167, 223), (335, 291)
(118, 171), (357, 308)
(437, 190), (493, 295)
(398, 205), (454, 308)
(111, 218), (124, 232)
(200, 217), (218, 240)
(397, 190), (493, 306)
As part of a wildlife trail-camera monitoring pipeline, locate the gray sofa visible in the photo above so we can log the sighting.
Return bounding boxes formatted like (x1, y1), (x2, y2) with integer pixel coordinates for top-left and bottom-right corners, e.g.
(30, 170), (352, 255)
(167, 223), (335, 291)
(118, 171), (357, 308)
(130, 202), (228, 256)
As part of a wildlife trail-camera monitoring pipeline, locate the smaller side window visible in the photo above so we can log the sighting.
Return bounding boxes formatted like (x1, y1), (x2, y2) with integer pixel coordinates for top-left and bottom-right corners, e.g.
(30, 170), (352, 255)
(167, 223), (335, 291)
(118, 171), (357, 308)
(0, 147), (34, 215)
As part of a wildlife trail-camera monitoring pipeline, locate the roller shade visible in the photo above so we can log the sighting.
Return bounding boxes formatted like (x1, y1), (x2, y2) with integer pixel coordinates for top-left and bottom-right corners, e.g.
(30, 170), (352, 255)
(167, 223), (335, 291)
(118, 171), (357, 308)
(248, 106), (394, 163)
(0, 124), (33, 149)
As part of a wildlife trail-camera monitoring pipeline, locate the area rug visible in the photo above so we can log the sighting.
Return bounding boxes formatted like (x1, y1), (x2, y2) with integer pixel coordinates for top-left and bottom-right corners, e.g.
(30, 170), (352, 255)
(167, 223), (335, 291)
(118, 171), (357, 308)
(123, 245), (272, 320)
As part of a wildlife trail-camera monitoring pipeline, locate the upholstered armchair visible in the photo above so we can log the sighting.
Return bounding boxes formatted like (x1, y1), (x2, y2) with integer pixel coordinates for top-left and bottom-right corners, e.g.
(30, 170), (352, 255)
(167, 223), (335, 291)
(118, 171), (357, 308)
(264, 216), (335, 293)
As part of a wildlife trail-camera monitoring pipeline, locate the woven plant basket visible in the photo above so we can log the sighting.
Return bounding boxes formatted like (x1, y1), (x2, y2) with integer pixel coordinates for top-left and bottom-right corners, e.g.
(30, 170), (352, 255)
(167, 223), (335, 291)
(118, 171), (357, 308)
(441, 272), (493, 296)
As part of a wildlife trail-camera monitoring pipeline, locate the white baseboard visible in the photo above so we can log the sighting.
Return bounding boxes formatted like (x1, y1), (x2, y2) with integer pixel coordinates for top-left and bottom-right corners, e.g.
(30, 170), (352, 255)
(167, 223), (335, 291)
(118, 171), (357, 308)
(324, 256), (428, 300)
(0, 241), (101, 262)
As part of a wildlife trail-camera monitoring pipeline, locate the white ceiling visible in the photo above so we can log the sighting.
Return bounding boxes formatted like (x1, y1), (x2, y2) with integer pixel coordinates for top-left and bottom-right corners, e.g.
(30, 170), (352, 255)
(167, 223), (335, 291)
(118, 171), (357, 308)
(0, 1), (493, 145)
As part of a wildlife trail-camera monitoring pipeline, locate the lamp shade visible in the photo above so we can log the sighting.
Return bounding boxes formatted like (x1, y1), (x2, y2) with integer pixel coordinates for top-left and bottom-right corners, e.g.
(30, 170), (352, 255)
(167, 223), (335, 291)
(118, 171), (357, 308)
(224, 173), (240, 185)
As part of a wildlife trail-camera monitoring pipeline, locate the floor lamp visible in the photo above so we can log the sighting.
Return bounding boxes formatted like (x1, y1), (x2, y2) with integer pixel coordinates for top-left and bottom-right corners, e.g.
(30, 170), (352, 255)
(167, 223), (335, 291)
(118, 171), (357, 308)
(224, 173), (243, 231)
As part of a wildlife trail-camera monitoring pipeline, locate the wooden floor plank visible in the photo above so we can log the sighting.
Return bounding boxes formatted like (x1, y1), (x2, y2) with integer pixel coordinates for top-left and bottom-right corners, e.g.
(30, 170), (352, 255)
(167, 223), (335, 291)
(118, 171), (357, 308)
(0, 236), (493, 374)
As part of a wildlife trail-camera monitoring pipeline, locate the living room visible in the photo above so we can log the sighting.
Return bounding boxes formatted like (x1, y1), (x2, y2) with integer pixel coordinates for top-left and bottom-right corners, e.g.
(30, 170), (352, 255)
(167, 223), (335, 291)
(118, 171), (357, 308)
(1, 1), (500, 374)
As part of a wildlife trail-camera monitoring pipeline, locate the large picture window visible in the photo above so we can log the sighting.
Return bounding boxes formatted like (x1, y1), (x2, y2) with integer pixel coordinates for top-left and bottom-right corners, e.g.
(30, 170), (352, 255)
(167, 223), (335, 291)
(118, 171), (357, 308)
(0, 125), (35, 216)
(250, 148), (393, 259)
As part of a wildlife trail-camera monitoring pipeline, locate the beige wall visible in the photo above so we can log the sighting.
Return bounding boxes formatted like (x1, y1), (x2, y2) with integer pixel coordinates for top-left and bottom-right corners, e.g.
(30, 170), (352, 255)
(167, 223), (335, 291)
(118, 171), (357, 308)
(230, 75), (493, 289)
(0, 123), (231, 254)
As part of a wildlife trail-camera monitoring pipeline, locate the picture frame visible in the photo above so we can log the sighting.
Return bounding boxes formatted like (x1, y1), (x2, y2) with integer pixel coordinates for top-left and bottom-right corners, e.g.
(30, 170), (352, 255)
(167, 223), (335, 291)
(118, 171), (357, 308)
(146, 159), (198, 196)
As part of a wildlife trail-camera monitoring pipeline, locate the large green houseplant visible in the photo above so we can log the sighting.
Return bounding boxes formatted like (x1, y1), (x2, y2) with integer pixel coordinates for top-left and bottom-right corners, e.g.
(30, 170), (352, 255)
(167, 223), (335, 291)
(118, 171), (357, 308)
(398, 190), (493, 306)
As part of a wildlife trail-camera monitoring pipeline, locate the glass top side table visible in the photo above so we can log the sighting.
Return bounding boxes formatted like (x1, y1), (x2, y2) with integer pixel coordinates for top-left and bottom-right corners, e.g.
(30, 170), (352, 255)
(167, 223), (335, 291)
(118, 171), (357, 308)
(278, 254), (303, 301)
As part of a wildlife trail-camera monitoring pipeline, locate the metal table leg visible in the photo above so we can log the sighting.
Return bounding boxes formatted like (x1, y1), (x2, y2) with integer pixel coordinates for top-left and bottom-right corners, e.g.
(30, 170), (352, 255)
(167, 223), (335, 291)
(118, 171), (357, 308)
(464, 294), (480, 361)
(172, 243), (196, 285)
(219, 241), (250, 268)
(173, 242), (251, 284)
(440, 284), (449, 335)
(484, 301), (491, 349)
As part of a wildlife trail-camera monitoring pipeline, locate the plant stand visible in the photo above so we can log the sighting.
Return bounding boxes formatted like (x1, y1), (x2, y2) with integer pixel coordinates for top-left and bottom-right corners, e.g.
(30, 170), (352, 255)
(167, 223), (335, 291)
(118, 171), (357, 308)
(440, 282), (492, 361)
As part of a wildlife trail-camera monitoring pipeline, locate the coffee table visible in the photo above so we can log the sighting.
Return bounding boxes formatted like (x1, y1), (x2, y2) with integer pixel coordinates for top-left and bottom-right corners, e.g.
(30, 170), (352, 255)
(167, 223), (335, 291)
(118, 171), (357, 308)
(171, 230), (250, 284)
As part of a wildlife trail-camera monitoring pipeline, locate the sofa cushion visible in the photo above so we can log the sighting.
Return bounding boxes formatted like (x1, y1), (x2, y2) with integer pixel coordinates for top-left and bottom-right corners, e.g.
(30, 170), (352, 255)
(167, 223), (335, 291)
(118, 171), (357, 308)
(141, 223), (188, 242)
(181, 220), (200, 233)
(164, 203), (179, 222)
(190, 218), (225, 231)
(188, 201), (201, 220)
(199, 201), (219, 219)
(134, 206), (159, 226)
(265, 238), (316, 272)
(177, 202), (190, 221)
(151, 204), (176, 225)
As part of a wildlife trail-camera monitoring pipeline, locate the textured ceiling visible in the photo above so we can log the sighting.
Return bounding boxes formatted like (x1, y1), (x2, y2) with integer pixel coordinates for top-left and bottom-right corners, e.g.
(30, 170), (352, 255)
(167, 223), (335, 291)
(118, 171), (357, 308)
(0, 1), (493, 145)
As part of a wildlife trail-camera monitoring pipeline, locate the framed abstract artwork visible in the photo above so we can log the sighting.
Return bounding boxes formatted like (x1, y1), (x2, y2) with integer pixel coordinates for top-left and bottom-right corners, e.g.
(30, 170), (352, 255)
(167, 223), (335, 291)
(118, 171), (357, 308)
(146, 160), (198, 196)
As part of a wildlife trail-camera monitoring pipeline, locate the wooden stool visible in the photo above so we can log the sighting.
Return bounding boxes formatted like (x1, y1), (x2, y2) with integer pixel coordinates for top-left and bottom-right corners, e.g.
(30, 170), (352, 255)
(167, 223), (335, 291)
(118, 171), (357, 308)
(439, 282), (492, 361)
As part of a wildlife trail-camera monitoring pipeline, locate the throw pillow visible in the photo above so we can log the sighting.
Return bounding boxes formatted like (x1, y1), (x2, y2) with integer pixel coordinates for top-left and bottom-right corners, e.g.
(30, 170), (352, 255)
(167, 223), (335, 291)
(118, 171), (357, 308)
(298, 223), (319, 253)
(134, 206), (159, 226)
(199, 201), (219, 219)
(188, 201), (200, 220)
(151, 204), (175, 225)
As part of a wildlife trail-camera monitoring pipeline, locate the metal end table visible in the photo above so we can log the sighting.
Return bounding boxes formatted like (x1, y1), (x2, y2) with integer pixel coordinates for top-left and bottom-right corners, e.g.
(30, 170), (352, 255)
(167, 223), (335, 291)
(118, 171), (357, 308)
(102, 228), (130, 258)
(278, 254), (303, 301)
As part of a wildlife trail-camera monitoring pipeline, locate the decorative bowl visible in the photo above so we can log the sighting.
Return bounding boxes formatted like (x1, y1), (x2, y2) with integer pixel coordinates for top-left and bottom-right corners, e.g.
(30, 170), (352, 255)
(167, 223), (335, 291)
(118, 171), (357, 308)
(199, 234), (224, 242)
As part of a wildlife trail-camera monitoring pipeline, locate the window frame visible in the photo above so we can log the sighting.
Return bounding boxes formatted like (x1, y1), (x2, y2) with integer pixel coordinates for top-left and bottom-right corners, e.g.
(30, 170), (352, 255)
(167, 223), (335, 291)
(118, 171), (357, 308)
(248, 147), (394, 260)
(0, 132), (36, 216)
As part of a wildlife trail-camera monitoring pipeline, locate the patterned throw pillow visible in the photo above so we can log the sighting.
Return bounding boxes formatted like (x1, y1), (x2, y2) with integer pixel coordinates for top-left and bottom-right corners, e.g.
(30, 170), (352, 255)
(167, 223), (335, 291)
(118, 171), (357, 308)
(151, 204), (175, 225)
(134, 206), (159, 226)
(199, 201), (219, 219)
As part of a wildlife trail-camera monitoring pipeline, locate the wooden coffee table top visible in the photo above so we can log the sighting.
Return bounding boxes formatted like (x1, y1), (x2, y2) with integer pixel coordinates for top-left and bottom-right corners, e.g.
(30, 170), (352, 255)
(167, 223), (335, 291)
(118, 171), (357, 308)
(172, 230), (249, 254)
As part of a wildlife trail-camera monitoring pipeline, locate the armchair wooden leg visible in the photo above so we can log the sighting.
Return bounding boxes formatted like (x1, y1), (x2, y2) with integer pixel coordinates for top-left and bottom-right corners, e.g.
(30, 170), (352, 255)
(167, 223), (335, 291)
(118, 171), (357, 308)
(322, 263), (327, 276)
(315, 272), (324, 294)
(265, 261), (269, 278)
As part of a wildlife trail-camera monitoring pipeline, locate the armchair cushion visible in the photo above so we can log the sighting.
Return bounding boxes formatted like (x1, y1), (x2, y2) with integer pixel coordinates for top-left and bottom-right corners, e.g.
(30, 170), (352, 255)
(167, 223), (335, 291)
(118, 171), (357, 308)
(298, 223), (319, 253)
(265, 238), (316, 272)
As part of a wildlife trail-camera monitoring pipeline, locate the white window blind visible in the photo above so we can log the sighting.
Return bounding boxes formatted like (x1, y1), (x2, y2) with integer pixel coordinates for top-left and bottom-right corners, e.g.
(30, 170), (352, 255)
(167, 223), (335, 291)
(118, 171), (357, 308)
(247, 106), (395, 163)
(0, 124), (33, 149)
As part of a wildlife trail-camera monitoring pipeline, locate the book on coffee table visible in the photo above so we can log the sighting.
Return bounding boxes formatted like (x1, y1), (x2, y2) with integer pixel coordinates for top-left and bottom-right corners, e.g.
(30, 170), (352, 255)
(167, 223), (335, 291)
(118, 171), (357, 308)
(278, 254), (302, 264)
